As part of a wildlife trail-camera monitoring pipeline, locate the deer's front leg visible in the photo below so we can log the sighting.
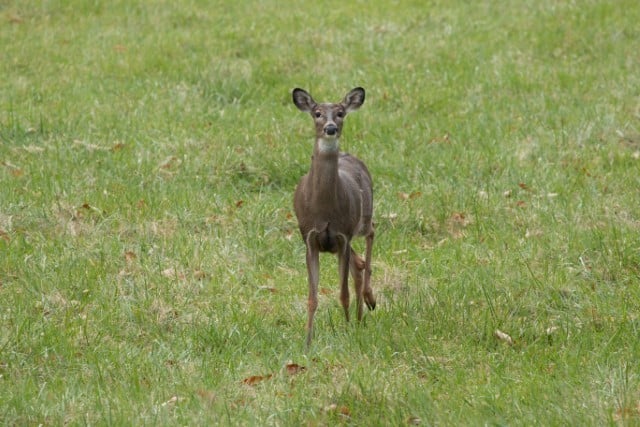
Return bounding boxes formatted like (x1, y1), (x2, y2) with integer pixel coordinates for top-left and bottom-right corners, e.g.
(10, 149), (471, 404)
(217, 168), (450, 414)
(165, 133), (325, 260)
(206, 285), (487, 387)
(349, 248), (365, 321)
(305, 240), (320, 348)
(337, 236), (351, 322)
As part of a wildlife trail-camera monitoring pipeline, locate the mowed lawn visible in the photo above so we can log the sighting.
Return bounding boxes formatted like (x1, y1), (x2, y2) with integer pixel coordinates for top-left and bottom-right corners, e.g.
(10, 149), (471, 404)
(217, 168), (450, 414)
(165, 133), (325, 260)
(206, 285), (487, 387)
(1, 0), (639, 425)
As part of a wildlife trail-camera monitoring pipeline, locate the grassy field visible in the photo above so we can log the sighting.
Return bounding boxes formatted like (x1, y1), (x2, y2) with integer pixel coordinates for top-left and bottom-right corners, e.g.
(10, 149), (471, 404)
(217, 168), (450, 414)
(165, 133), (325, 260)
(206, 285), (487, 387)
(2, 0), (640, 425)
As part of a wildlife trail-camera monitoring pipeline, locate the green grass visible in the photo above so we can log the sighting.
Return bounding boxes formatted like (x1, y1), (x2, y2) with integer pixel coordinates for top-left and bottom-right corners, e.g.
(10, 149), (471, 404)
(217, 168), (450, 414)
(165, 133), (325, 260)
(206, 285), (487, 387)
(2, 0), (640, 425)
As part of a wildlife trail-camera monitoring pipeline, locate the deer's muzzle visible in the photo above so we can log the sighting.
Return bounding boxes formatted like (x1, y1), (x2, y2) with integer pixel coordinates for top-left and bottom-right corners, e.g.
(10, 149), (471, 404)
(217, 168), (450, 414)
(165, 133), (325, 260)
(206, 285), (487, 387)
(324, 124), (338, 136)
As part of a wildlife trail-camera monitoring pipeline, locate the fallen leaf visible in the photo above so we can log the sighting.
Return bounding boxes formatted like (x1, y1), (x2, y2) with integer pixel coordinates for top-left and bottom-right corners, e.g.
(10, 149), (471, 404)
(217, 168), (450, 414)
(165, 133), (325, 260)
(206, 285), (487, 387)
(285, 363), (306, 375)
(449, 212), (468, 225)
(0, 229), (10, 242)
(319, 288), (332, 296)
(323, 404), (351, 417)
(339, 406), (351, 417)
(494, 329), (514, 346)
(258, 286), (278, 293)
(235, 200), (244, 208)
(124, 251), (137, 263)
(158, 156), (178, 169)
(242, 374), (272, 386)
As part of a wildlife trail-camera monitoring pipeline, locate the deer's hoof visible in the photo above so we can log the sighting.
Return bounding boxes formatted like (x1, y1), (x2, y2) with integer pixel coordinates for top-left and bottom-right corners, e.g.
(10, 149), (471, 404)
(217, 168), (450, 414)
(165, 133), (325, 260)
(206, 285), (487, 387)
(365, 299), (376, 311)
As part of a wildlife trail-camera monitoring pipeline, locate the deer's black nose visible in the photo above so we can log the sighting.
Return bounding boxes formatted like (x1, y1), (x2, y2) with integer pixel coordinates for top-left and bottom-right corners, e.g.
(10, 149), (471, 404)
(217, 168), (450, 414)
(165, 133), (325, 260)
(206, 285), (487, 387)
(325, 124), (338, 135)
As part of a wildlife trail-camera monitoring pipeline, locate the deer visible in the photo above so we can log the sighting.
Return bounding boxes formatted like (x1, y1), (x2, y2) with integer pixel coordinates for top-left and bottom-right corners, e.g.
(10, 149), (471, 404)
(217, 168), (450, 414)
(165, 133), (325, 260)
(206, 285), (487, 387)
(291, 87), (376, 348)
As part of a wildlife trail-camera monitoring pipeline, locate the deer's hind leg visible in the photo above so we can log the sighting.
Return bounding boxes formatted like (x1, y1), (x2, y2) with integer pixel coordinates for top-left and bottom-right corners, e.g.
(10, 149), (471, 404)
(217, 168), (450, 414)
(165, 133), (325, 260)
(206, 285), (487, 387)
(363, 227), (376, 311)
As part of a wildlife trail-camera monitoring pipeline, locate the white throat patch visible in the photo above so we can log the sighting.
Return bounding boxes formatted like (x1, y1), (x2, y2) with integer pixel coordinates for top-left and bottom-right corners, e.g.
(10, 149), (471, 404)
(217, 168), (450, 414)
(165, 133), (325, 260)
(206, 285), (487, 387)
(318, 137), (339, 153)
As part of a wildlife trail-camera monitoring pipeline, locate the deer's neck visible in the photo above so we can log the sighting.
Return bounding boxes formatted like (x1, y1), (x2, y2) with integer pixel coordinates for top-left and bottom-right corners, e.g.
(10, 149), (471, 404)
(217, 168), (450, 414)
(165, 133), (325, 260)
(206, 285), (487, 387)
(309, 138), (341, 206)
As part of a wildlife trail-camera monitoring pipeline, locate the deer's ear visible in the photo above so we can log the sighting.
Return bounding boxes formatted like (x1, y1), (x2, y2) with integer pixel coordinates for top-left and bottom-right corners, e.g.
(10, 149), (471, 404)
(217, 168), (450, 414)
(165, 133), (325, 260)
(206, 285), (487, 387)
(292, 88), (316, 112)
(342, 87), (365, 113)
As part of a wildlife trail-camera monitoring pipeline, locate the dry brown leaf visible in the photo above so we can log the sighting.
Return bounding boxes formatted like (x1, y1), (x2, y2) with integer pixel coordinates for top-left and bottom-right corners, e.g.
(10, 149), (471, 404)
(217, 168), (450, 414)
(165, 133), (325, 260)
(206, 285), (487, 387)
(124, 251), (137, 264)
(0, 229), (10, 242)
(339, 406), (351, 417)
(235, 200), (244, 208)
(319, 288), (332, 296)
(242, 374), (272, 386)
(285, 363), (306, 375)
(449, 212), (468, 225)
(158, 156), (178, 169)
(324, 404), (351, 417)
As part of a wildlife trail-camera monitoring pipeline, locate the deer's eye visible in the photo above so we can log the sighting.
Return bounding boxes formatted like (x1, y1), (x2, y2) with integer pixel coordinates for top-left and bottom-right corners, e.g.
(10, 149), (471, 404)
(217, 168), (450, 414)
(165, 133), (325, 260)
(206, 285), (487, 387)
(314, 111), (322, 118)
(336, 111), (344, 118)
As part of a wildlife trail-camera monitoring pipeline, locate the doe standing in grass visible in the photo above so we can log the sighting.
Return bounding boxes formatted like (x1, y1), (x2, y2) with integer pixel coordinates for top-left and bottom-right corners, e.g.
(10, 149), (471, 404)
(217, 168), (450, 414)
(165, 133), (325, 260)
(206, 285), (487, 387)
(292, 87), (376, 348)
